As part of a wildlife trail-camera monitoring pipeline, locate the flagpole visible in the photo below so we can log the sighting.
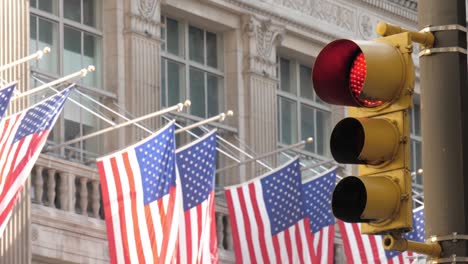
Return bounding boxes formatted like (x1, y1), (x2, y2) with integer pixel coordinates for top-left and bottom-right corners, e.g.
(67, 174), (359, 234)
(175, 111), (233, 134)
(11, 65), (95, 101)
(161, 114), (241, 163)
(200, 126), (274, 171)
(30, 75), (116, 126)
(0, 47), (50, 73)
(299, 159), (337, 171)
(215, 137), (314, 174)
(44, 101), (191, 152)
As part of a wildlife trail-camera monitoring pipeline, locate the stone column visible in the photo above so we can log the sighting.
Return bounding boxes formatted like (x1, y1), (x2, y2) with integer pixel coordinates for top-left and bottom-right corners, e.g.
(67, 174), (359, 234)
(0, 1), (31, 262)
(241, 15), (285, 180)
(123, 0), (163, 144)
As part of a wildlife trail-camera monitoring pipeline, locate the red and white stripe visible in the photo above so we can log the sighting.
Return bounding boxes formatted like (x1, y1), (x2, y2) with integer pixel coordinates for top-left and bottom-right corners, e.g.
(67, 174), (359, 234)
(312, 224), (335, 264)
(177, 192), (217, 264)
(339, 221), (414, 264)
(97, 144), (181, 264)
(0, 112), (50, 236)
(225, 180), (315, 264)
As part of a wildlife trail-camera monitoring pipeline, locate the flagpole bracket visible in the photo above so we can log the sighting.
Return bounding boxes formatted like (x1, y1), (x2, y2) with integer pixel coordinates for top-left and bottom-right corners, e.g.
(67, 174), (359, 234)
(427, 232), (468, 243)
(383, 234), (441, 258)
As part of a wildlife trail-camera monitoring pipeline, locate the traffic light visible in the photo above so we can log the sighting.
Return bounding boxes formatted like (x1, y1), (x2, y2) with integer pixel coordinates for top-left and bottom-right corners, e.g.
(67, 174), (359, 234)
(312, 25), (415, 234)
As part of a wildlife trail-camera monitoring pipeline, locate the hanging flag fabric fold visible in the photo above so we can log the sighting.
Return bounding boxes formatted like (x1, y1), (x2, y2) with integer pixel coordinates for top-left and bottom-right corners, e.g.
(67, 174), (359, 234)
(225, 158), (315, 264)
(97, 121), (181, 264)
(0, 87), (72, 237)
(175, 129), (218, 264)
(302, 167), (337, 264)
(339, 206), (425, 264)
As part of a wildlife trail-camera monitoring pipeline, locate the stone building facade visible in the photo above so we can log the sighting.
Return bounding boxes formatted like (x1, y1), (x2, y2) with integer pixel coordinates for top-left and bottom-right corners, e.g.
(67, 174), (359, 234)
(0, 0), (422, 263)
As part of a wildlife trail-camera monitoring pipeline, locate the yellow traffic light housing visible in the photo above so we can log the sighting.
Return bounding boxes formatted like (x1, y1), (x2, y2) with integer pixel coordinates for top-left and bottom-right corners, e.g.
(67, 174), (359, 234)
(312, 26), (415, 234)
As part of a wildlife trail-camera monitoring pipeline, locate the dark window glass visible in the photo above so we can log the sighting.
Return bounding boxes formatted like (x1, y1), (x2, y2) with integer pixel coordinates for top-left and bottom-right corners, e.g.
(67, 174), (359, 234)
(167, 18), (181, 56)
(206, 32), (218, 68)
(189, 26), (204, 64)
(64, 27), (81, 54)
(64, 0), (81, 23)
(83, 0), (97, 27)
(190, 68), (205, 117)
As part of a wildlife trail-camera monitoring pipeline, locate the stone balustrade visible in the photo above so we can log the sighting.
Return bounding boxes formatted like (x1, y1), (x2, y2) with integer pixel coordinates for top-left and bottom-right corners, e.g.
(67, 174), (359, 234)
(30, 154), (235, 261)
(31, 154), (103, 219)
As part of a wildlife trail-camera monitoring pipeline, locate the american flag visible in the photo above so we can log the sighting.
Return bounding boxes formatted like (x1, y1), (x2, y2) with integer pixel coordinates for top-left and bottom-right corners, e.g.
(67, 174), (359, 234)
(0, 82), (16, 119)
(225, 158), (315, 264)
(0, 88), (71, 236)
(176, 130), (218, 263)
(97, 121), (181, 264)
(302, 167), (337, 264)
(339, 206), (425, 264)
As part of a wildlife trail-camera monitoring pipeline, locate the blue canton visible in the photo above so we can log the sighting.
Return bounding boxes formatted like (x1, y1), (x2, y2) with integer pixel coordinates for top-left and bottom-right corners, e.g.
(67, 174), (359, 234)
(13, 88), (71, 143)
(177, 131), (216, 211)
(136, 123), (176, 205)
(385, 208), (425, 258)
(0, 83), (15, 118)
(302, 170), (336, 233)
(261, 159), (304, 235)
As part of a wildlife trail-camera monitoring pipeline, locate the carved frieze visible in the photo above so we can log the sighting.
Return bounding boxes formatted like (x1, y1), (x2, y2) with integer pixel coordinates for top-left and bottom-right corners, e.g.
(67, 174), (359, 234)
(257, 0), (355, 32)
(358, 14), (377, 39)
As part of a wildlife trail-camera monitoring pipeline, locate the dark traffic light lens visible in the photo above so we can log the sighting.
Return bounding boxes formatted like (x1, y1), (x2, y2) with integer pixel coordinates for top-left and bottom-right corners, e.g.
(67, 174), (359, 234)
(349, 52), (382, 107)
(332, 176), (369, 223)
(330, 118), (365, 164)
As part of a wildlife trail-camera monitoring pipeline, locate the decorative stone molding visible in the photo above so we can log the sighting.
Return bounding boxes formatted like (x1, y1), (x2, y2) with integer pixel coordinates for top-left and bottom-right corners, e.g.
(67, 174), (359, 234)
(257, 0), (355, 32)
(138, 0), (159, 19)
(356, 0), (417, 22)
(126, 13), (163, 40)
(215, 0), (418, 45)
(242, 15), (285, 76)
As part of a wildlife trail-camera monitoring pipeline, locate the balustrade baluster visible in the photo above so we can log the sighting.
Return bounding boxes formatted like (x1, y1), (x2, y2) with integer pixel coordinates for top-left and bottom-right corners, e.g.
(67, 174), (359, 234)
(47, 169), (56, 208)
(79, 177), (88, 216)
(225, 216), (233, 250)
(58, 172), (69, 211)
(91, 180), (101, 218)
(33, 166), (44, 204)
(216, 212), (224, 249)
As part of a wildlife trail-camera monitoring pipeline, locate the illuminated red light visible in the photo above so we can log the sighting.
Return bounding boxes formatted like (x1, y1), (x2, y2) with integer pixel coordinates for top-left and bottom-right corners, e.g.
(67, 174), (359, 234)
(349, 53), (382, 107)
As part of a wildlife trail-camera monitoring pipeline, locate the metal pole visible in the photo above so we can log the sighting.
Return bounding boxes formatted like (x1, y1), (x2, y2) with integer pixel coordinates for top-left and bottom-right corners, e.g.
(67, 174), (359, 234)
(45, 101), (190, 151)
(0, 47), (50, 73)
(215, 138), (313, 174)
(418, 0), (468, 260)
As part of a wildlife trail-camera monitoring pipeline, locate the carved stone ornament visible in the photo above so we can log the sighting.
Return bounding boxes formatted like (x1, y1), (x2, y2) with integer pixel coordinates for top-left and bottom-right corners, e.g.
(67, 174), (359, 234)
(32, 227), (39, 241)
(138, 0), (159, 19)
(359, 14), (374, 39)
(257, 0), (354, 32)
(243, 16), (285, 61)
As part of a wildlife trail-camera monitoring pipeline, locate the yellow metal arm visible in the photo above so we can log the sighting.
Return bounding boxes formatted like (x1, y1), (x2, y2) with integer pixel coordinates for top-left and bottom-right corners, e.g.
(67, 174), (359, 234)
(383, 234), (441, 258)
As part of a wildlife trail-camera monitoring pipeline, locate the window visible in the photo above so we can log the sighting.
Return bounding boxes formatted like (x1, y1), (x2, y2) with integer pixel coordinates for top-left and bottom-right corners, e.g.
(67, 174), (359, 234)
(161, 16), (224, 118)
(277, 57), (331, 156)
(30, 0), (103, 163)
(410, 97), (422, 184)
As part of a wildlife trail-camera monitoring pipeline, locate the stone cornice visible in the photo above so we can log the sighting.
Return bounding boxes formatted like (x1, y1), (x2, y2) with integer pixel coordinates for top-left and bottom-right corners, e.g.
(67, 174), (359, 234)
(203, 0), (420, 44)
(208, 0), (339, 44)
(355, 0), (417, 22)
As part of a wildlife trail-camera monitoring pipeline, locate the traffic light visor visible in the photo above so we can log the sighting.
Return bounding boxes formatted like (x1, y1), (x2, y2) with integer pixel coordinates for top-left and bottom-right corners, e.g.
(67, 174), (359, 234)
(312, 39), (405, 107)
